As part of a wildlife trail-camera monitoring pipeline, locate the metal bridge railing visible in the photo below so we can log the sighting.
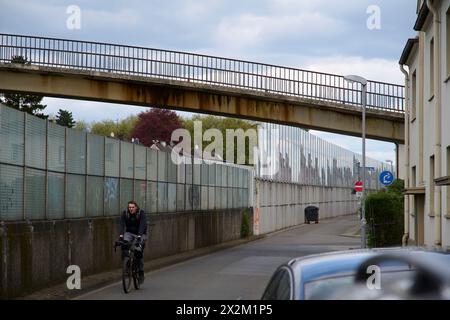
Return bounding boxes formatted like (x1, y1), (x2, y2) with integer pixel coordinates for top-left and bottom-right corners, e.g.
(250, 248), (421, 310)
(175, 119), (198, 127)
(0, 34), (405, 113)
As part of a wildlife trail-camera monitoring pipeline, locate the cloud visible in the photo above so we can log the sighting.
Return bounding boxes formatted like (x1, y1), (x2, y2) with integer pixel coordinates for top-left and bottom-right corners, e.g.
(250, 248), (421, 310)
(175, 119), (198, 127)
(80, 8), (143, 32)
(0, 1), (65, 34)
(0, 0), (417, 60)
(303, 55), (404, 84)
(43, 98), (145, 123)
(179, 0), (223, 17)
(43, 97), (194, 123)
(214, 11), (347, 53)
(266, 0), (363, 15)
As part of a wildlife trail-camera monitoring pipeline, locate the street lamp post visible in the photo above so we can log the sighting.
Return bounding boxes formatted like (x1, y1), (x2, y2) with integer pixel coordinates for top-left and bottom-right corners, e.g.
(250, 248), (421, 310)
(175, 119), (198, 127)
(344, 75), (367, 249)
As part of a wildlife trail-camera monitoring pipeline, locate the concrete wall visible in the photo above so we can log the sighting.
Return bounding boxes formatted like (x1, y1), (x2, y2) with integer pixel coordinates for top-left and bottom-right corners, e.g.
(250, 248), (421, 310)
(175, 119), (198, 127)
(253, 179), (358, 235)
(0, 209), (251, 299)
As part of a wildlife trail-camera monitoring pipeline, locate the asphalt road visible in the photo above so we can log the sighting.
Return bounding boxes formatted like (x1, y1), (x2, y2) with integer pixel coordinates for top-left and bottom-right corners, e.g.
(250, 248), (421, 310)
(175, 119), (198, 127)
(76, 214), (360, 300)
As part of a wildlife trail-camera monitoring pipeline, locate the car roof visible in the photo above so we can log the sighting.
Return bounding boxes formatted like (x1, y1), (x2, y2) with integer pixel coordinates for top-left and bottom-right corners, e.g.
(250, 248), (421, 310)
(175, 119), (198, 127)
(287, 247), (448, 284)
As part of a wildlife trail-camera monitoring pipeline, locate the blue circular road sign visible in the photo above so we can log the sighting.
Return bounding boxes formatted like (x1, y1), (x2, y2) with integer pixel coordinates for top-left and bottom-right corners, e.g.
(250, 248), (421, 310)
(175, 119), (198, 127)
(379, 171), (394, 186)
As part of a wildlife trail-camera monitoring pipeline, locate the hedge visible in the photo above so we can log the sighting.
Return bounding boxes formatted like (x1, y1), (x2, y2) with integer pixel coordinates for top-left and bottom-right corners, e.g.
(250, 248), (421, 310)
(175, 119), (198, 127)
(240, 210), (251, 238)
(364, 180), (404, 248)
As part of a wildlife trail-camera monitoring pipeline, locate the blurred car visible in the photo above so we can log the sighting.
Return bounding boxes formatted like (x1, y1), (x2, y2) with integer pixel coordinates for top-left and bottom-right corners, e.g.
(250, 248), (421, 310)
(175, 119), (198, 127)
(261, 247), (450, 300)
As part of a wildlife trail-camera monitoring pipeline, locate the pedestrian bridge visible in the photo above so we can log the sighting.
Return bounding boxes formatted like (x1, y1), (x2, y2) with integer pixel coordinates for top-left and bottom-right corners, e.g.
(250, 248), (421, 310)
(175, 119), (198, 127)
(0, 34), (404, 143)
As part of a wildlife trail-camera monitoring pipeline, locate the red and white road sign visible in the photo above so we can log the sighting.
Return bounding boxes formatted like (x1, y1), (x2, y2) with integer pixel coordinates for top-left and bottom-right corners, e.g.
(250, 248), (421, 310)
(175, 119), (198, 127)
(354, 181), (363, 192)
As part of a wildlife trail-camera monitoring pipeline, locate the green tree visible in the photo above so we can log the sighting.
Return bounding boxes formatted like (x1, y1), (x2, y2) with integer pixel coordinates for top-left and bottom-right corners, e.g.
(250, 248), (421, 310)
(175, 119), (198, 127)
(387, 179), (405, 195)
(73, 120), (90, 132)
(56, 109), (76, 128)
(90, 115), (138, 140)
(90, 120), (116, 137)
(0, 56), (48, 119)
(11, 55), (28, 64)
(182, 115), (258, 165)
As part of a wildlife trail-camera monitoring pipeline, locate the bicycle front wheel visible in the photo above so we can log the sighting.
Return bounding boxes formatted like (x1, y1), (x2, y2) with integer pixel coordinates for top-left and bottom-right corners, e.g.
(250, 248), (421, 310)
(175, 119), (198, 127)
(122, 256), (132, 293)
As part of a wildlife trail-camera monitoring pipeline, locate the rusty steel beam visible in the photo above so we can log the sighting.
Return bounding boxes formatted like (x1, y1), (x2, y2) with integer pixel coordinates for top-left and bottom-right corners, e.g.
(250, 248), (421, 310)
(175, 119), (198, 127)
(0, 64), (405, 144)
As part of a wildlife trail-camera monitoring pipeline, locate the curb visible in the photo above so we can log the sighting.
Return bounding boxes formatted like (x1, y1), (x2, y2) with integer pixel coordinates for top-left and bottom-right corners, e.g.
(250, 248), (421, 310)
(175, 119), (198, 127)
(339, 224), (361, 238)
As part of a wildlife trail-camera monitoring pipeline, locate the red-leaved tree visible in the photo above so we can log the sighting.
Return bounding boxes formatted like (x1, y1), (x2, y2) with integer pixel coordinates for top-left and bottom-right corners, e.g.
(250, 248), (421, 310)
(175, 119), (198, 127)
(131, 108), (183, 147)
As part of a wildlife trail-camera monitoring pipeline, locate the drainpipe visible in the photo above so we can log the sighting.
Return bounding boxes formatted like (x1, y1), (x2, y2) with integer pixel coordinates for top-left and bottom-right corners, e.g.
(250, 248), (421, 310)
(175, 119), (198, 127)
(400, 64), (410, 246)
(426, 0), (442, 248)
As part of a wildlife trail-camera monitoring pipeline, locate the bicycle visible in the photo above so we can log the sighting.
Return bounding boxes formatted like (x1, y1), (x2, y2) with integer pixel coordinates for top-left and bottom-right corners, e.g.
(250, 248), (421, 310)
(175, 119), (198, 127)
(114, 234), (143, 293)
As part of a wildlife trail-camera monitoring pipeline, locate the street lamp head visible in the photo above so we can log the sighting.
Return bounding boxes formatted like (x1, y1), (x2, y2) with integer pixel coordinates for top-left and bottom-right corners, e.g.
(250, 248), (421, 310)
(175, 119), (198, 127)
(344, 75), (368, 86)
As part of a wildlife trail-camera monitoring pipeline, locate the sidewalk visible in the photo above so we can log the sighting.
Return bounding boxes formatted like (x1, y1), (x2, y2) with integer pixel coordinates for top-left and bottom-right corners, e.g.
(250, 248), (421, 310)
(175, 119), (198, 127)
(340, 224), (361, 238)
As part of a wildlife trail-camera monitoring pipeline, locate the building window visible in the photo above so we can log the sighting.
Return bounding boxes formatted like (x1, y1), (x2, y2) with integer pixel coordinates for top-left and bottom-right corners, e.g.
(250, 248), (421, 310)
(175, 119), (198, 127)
(430, 155), (435, 216)
(412, 166), (417, 188)
(411, 70), (417, 120)
(446, 8), (450, 77)
(430, 38), (435, 98)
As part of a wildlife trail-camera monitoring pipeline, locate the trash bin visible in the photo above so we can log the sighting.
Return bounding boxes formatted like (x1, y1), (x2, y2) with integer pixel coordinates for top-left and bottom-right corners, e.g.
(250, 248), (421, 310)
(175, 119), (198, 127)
(305, 206), (319, 224)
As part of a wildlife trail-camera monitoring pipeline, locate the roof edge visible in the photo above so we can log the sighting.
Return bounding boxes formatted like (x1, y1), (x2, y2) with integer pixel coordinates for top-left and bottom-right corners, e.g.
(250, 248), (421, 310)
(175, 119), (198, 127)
(414, 1), (430, 31)
(399, 37), (420, 65)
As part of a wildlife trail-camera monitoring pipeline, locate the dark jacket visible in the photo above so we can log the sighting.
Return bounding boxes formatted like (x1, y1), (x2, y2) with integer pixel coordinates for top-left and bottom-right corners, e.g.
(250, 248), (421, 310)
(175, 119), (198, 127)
(119, 208), (147, 236)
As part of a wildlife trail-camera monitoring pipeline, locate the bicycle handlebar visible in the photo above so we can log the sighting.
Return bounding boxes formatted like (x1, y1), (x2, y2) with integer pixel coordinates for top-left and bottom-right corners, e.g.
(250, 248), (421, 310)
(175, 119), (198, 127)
(114, 236), (141, 253)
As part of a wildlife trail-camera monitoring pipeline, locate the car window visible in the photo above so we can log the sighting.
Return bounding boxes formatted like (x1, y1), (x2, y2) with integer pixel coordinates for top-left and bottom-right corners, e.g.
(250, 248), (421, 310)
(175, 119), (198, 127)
(262, 270), (283, 300)
(276, 269), (292, 300)
(304, 270), (418, 300)
(304, 276), (354, 300)
(262, 268), (292, 300)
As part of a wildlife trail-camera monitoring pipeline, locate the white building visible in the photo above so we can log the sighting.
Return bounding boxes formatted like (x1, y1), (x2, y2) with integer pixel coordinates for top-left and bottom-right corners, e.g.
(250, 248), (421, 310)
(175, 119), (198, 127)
(400, 0), (450, 249)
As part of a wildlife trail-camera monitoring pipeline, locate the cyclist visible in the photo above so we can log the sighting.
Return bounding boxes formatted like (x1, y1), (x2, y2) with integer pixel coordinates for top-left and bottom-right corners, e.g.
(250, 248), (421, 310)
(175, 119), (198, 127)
(118, 201), (147, 283)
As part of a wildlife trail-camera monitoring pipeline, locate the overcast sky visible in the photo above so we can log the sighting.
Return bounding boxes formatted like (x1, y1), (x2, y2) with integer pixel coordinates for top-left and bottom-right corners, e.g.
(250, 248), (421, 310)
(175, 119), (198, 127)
(0, 0), (417, 164)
